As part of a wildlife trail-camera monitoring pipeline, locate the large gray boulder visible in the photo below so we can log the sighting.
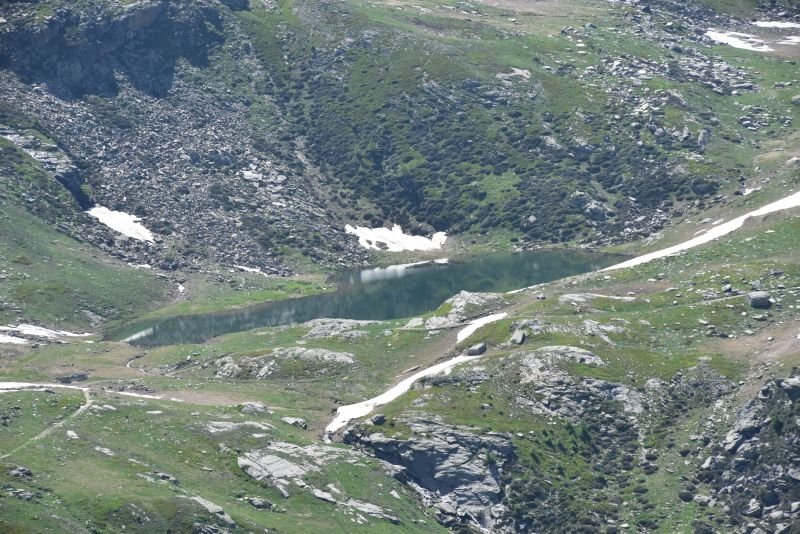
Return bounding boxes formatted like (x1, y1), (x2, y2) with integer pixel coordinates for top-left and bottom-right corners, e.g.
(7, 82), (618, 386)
(509, 330), (526, 345)
(778, 376), (800, 401)
(721, 400), (764, 452)
(466, 343), (487, 356)
(746, 291), (772, 309)
(281, 416), (307, 429)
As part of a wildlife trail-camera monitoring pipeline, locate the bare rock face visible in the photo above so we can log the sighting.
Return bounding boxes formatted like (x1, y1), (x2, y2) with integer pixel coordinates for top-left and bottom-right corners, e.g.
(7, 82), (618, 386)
(344, 416), (515, 531)
(238, 441), (399, 524)
(190, 496), (236, 528)
(514, 348), (646, 416)
(302, 319), (377, 339)
(269, 347), (355, 364)
(213, 347), (355, 379)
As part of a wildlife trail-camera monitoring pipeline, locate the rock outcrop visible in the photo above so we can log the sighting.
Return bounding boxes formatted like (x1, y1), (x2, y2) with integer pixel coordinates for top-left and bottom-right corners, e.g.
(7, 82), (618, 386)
(696, 370), (800, 533)
(214, 347), (355, 379)
(425, 291), (507, 331)
(344, 416), (515, 530)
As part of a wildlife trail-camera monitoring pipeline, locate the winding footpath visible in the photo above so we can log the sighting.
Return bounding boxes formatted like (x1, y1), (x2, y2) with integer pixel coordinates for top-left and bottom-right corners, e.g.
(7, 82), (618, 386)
(0, 383), (93, 460)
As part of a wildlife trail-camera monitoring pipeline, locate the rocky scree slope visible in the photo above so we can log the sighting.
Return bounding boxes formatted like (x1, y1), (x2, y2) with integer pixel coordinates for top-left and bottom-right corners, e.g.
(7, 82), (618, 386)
(1, 0), (798, 272)
(0, 0), (365, 274)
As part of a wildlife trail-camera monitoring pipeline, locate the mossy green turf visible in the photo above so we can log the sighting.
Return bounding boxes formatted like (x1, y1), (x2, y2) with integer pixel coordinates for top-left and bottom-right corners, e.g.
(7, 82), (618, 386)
(373, 211), (800, 531)
(4, 202), (799, 530)
(139, 275), (333, 320)
(0, 389), (444, 533)
(0, 204), (168, 330)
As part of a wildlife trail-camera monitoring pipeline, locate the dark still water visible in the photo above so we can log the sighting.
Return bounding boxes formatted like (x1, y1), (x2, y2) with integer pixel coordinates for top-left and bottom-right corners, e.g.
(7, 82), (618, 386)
(111, 250), (625, 346)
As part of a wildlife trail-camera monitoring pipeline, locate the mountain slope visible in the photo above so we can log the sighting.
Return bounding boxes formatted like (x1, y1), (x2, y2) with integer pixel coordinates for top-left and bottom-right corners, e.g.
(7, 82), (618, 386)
(1, 0), (798, 276)
(1, 1), (800, 533)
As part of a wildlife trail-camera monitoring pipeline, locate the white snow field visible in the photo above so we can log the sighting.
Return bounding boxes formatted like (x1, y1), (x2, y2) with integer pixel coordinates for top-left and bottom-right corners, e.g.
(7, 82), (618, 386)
(705, 30), (773, 51)
(345, 224), (447, 251)
(86, 206), (154, 242)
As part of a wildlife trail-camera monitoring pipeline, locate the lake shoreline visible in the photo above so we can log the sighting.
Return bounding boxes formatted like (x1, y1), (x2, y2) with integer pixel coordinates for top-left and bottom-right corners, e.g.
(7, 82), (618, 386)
(109, 249), (625, 347)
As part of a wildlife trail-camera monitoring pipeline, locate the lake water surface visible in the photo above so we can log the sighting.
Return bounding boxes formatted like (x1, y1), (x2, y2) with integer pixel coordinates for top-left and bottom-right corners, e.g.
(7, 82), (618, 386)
(112, 250), (625, 346)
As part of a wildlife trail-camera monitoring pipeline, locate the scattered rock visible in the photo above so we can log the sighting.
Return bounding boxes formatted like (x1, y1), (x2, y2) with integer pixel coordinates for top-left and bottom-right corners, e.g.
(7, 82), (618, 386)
(746, 291), (772, 309)
(280, 416), (307, 429)
(8, 466), (32, 478)
(509, 330), (526, 345)
(466, 343), (486, 356)
(190, 496), (236, 527)
(743, 498), (762, 517)
(303, 319), (377, 339)
(269, 347), (355, 364)
(370, 414), (386, 425)
(247, 496), (273, 509)
(693, 494), (713, 507)
(240, 402), (271, 414)
(205, 421), (273, 434)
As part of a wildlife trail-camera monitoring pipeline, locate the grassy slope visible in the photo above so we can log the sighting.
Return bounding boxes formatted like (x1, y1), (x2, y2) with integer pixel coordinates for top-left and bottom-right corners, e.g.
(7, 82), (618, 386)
(0, 204), (169, 330)
(2, 202), (797, 530)
(371, 209), (800, 531)
(0, 388), (443, 533)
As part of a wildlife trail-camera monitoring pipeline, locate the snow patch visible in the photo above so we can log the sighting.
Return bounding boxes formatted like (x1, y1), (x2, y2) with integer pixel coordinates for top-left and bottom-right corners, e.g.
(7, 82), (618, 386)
(326, 353), (485, 432)
(753, 21), (800, 29)
(705, 30), (773, 52)
(86, 206), (154, 242)
(0, 334), (29, 345)
(234, 265), (269, 276)
(603, 190), (800, 271)
(456, 312), (508, 343)
(778, 36), (800, 45)
(345, 224), (447, 252)
(1, 324), (90, 338)
(113, 391), (163, 400)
